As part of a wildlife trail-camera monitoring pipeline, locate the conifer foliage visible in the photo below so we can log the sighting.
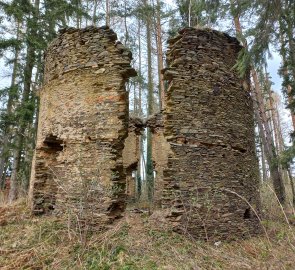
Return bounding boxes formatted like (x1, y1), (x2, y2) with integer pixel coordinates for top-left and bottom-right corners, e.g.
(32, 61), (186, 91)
(0, 0), (294, 206)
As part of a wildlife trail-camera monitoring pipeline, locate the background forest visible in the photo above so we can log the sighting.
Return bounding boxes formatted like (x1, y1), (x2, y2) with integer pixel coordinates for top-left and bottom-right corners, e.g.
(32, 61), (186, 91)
(1, 1), (295, 269)
(0, 0), (295, 209)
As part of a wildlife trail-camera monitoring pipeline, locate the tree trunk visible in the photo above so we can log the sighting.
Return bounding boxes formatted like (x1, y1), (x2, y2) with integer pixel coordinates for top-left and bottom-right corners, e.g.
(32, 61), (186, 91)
(270, 92), (289, 182)
(252, 59), (286, 205)
(261, 140), (267, 182)
(8, 141), (21, 202)
(155, 0), (165, 110)
(138, 18), (142, 117)
(279, 29), (295, 130)
(124, 0), (129, 46)
(274, 94), (295, 204)
(265, 71), (281, 154)
(0, 20), (21, 189)
(230, 1), (286, 205)
(92, 0), (98, 25)
(106, 0), (110, 26)
(9, 0), (40, 203)
(136, 17), (143, 200)
(76, 0), (81, 28)
(144, 0), (154, 201)
(287, 169), (295, 207)
(285, 13), (295, 81)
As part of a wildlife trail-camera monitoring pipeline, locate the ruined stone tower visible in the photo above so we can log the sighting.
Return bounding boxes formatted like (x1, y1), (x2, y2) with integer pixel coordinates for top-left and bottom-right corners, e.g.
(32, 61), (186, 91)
(30, 26), (261, 240)
(29, 26), (136, 228)
(162, 28), (261, 241)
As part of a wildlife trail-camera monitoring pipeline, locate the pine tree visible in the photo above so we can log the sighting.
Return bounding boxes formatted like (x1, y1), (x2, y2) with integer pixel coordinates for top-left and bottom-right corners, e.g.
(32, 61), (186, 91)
(0, 21), (21, 188)
(154, 0), (165, 109)
(142, 0), (155, 201)
(0, 0), (91, 201)
(9, 0), (40, 202)
(0, 0), (29, 190)
(229, 0), (286, 205)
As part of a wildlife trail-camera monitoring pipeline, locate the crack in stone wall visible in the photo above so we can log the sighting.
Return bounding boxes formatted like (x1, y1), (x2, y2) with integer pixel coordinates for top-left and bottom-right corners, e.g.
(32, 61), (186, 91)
(162, 27), (261, 241)
(29, 26), (136, 229)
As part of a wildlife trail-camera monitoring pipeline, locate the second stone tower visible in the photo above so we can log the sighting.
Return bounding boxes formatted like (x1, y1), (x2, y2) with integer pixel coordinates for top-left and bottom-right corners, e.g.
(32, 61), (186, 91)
(162, 28), (261, 241)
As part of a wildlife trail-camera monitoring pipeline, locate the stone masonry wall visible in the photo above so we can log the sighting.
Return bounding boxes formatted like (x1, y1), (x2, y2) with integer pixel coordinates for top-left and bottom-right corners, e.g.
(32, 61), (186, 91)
(122, 117), (144, 201)
(162, 28), (261, 241)
(29, 25), (261, 240)
(146, 113), (171, 206)
(29, 26), (136, 229)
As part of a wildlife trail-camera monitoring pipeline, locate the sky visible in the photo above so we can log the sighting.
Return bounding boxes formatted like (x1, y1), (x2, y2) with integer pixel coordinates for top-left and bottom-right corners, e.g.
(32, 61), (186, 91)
(267, 48), (283, 92)
(0, 1), (292, 137)
(0, 58), (9, 88)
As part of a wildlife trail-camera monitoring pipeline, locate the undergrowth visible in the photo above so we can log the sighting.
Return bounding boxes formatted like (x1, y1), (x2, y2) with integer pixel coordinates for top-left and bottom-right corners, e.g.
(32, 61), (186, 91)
(0, 183), (295, 270)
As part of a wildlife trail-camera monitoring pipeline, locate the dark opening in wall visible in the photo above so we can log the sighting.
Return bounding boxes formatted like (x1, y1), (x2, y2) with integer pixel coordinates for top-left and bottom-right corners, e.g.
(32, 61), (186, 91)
(125, 162), (138, 202)
(107, 202), (125, 220)
(132, 170), (142, 200)
(123, 123), (160, 206)
(33, 135), (65, 214)
(243, 208), (251, 219)
(42, 137), (63, 212)
(43, 135), (64, 151)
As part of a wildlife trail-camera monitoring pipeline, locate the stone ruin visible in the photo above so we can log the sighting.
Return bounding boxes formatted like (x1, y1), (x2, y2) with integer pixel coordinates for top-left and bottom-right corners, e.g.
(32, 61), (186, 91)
(29, 26), (136, 228)
(29, 26), (261, 240)
(162, 28), (261, 240)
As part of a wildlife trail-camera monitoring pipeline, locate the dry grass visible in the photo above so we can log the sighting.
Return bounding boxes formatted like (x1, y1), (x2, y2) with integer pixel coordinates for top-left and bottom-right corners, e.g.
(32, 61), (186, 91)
(0, 190), (8, 206)
(0, 185), (295, 270)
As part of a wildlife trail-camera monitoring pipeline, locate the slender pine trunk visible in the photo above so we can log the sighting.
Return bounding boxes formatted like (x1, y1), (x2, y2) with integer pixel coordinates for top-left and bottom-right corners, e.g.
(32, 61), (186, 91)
(138, 18), (142, 117)
(261, 140), (267, 182)
(106, 0), (110, 26)
(136, 18), (143, 199)
(0, 20), (21, 189)
(144, 0), (154, 201)
(9, 0), (40, 202)
(287, 169), (295, 207)
(124, 0), (129, 46)
(230, 1), (286, 204)
(279, 26), (295, 130)
(92, 0), (98, 25)
(155, 0), (165, 110)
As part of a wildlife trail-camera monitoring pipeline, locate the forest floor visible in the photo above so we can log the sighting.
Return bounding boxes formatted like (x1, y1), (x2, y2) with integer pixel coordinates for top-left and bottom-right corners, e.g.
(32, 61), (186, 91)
(0, 187), (295, 270)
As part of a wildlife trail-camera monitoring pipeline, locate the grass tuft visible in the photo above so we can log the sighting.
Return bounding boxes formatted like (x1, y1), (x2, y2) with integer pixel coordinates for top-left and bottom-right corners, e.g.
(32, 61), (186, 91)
(0, 184), (295, 269)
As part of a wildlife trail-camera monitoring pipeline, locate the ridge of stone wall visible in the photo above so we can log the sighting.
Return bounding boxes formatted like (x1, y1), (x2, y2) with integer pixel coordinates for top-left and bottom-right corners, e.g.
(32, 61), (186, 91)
(44, 26), (136, 84)
(162, 27), (261, 241)
(29, 26), (136, 229)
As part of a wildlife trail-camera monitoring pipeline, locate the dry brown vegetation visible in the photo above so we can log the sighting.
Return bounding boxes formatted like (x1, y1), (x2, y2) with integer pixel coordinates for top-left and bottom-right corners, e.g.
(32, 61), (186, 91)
(0, 184), (295, 270)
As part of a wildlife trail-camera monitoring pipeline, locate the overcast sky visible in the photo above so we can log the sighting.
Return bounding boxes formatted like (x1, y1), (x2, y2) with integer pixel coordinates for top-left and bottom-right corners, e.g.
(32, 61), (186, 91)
(0, 1), (291, 136)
